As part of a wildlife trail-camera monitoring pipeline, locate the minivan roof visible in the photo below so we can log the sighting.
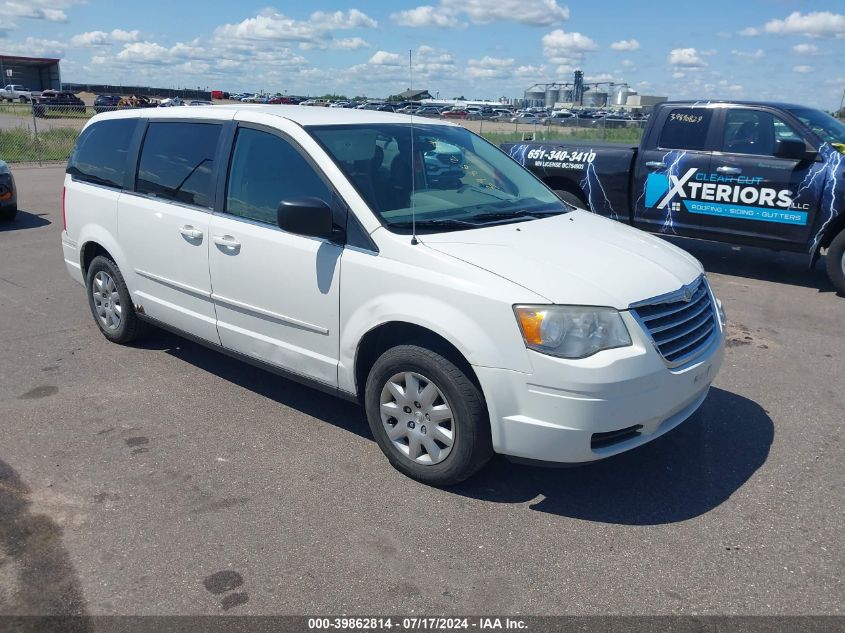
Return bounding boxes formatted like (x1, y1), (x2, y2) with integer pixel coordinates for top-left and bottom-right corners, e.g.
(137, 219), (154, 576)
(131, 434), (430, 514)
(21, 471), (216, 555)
(88, 104), (455, 128)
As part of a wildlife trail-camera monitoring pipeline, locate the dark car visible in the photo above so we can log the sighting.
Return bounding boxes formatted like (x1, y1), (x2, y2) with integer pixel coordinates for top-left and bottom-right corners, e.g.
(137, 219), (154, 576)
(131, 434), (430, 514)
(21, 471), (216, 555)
(0, 159), (17, 222)
(33, 91), (86, 117)
(94, 94), (121, 113)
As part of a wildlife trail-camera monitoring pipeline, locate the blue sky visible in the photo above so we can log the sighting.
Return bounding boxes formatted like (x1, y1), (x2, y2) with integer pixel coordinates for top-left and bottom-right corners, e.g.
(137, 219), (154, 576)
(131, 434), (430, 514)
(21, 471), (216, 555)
(1, 1), (843, 108)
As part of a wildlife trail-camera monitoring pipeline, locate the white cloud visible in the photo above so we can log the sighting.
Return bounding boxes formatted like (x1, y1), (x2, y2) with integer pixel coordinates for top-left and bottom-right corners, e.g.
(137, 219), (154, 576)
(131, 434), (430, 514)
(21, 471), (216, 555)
(610, 39), (640, 51)
(668, 47), (707, 67)
(0, 1), (79, 23)
(111, 29), (141, 43)
(731, 49), (764, 59)
(391, 6), (460, 28)
(621, 59), (636, 67)
(542, 29), (598, 65)
(764, 11), (845, 38)
(332, 37), (370, 50)
(741, 11), (845, 38)
(309, 9), (377, 30)
(71, 29), (141, 47)
(672, 71), (685, 79)
(214, 8), (377, 47)
(792, 65), (814, 74)
(368, 50), (403, 66)
(792, 43), (819, 55)
(0, 36), (65, 57)
(392, 0), (569, 28)
(116, 41), (170, 64)
(466, 56), (515, 79)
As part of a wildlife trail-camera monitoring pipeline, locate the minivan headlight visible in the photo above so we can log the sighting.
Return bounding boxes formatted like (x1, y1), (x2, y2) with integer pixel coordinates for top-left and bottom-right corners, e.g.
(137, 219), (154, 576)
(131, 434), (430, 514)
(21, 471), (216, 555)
(514, 305), (632, 359)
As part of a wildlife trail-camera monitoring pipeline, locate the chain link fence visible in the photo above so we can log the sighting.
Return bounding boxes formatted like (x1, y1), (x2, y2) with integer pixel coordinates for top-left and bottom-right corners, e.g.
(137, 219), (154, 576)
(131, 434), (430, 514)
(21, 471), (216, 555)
(0, 102), (89, 165)
(456, 115), (648, 145)
(0, 101), (649, 166)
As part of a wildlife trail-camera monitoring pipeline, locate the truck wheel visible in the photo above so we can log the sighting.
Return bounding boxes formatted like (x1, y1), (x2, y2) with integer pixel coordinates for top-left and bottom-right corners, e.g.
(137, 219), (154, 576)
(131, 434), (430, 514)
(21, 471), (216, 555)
(19, 96), (28, 104)
(825, 229), (845, 296)
(364, 344), (493, 486)
(86, 255), (145, 344)
(555, 189), (589, 210)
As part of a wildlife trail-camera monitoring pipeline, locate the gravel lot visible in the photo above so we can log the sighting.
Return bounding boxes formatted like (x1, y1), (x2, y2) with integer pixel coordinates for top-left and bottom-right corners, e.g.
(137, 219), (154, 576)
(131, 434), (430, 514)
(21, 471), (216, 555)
(0, 165), (842, 616)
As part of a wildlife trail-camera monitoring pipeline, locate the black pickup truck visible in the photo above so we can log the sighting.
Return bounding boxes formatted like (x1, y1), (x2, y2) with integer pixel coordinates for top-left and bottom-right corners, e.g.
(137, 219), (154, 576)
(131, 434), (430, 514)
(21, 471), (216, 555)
(502, 101), (845, 294)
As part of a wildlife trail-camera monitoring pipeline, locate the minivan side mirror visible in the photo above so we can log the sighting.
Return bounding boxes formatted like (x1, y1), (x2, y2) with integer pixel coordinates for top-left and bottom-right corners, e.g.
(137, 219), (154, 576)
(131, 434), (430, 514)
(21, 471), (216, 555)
(774, 138), (814, 161)
(277, 197), (334, 240)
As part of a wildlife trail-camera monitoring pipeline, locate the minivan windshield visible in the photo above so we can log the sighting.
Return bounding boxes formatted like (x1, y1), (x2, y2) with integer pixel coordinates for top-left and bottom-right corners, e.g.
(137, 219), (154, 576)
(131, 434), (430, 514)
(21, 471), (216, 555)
(787, 107), (845, 145)
(309, 123), (568, 232)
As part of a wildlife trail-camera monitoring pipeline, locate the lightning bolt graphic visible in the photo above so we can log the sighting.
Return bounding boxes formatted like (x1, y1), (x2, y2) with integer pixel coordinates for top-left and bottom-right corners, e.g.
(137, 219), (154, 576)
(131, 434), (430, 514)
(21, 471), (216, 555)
(580, 157), (618, 220)
(809, 145), (843, 255)
(658, 150), (687, 234)
(509, 143), (530, 166)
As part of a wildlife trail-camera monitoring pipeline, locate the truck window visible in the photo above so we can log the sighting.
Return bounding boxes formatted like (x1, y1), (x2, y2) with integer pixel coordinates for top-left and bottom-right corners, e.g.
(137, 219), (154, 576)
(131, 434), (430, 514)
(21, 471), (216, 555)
(657, 108), (713, 151)
(225, 128), (332, 225)
(136, 122), (221, 208)
(721, 109), (802, 156)
(67, 118), (138, 189)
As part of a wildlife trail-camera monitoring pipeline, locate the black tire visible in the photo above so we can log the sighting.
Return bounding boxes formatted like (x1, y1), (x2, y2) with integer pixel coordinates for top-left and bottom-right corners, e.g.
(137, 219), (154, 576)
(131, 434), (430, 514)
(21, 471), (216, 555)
(85, 255), (145, 344)
(364, 344), (493, 486)
(0, 205), (16, 222)
(554, 188), (589, 210)
(825, 229), (845, 296)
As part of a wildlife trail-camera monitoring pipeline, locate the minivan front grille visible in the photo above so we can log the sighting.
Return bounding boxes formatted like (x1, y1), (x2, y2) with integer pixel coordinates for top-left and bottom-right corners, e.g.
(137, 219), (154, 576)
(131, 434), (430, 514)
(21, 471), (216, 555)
(631, 276), (717, 367)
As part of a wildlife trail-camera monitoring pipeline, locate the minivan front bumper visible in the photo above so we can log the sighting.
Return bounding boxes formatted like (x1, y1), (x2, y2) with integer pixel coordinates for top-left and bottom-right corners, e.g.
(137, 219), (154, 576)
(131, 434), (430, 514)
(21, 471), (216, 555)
(475, 311), (725, 463)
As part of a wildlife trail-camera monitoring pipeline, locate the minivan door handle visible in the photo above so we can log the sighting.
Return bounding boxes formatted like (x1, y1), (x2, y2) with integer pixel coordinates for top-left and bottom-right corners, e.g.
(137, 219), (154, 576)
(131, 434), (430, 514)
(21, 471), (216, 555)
(716, 166), (742, 175)
(645, 161), (666, 170)
(212, 234), (241, 250)
(179, 225), (203, 240)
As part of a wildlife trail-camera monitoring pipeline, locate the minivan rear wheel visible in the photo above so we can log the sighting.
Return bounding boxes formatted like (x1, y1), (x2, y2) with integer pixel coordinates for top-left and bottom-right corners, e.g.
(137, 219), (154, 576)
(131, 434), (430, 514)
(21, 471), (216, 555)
(364, 344), (492, 486)
(86, 255), (145, 344)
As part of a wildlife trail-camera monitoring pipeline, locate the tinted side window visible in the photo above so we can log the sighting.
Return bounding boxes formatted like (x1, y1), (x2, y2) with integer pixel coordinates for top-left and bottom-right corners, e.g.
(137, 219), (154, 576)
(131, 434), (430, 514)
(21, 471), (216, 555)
(67, 118), (137, 188)
(136, 122), (221, 207)
(721, 109), (803, 156)
(226, 128), (332, 225)
(657, 108), (713, 151)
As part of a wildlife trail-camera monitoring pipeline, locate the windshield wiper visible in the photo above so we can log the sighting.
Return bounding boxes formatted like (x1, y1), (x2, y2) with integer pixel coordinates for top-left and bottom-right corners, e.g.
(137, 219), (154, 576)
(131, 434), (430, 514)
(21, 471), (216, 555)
(467, 208), (566, 224)
(389, 218), (477, 230)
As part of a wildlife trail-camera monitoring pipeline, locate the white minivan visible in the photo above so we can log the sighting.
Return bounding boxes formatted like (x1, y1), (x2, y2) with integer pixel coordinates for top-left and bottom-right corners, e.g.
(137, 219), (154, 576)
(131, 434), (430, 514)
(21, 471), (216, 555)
(61, 106), (725, 485)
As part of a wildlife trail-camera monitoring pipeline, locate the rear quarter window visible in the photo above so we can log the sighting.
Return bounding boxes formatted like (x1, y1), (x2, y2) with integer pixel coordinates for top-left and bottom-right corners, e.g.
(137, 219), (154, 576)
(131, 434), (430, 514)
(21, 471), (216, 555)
(657, 108), (713, 151)
(136, 122), (221, 208)
(67, 118), (138, 189)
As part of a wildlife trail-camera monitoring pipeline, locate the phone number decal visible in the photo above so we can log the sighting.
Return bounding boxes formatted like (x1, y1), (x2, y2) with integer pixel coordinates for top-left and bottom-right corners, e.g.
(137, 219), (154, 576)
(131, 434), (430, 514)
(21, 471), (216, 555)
(526, 148), (596, 163)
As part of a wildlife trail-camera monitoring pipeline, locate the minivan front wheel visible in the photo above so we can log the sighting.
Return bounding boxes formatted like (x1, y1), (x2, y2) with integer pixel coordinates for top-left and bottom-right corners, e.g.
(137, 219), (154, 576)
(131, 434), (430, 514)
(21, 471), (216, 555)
(364, 344), (492, 486)
(86, 255), (145, 344)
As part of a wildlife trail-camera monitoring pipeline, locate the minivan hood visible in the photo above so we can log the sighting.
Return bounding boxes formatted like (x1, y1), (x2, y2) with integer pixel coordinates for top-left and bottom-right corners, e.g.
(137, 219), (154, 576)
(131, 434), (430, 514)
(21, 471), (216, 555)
(420, 210), (703, 309)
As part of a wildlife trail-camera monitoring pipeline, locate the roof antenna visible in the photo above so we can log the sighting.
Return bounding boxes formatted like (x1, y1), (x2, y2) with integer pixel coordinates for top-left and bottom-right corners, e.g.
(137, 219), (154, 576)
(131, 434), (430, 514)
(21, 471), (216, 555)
(409, 48), (418, 245)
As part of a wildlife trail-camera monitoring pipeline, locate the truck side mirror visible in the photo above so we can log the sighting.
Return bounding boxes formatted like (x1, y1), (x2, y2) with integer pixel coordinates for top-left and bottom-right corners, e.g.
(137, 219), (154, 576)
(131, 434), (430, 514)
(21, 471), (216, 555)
(774, 139), (814, 161)
(277, 197), (335, 240)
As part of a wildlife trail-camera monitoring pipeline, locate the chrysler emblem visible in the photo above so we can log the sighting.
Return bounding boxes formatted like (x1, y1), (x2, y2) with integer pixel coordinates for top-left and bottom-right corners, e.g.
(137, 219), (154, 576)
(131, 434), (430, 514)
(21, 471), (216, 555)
(683, 289), (693, 302)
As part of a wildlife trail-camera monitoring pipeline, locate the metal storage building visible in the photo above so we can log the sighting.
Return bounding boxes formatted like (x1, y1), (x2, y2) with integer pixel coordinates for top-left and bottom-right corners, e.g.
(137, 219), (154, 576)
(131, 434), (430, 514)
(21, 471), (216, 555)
(0, 55), (61, 91)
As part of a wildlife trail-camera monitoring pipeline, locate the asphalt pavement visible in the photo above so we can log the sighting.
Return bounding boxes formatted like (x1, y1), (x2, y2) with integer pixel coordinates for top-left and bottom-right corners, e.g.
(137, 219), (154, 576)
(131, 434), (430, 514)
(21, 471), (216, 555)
(0, 165), (842, 616)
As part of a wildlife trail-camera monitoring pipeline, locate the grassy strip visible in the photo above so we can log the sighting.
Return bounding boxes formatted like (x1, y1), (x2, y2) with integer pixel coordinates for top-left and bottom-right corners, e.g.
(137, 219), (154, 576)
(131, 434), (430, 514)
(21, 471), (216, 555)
(0, 127), (79, 162)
